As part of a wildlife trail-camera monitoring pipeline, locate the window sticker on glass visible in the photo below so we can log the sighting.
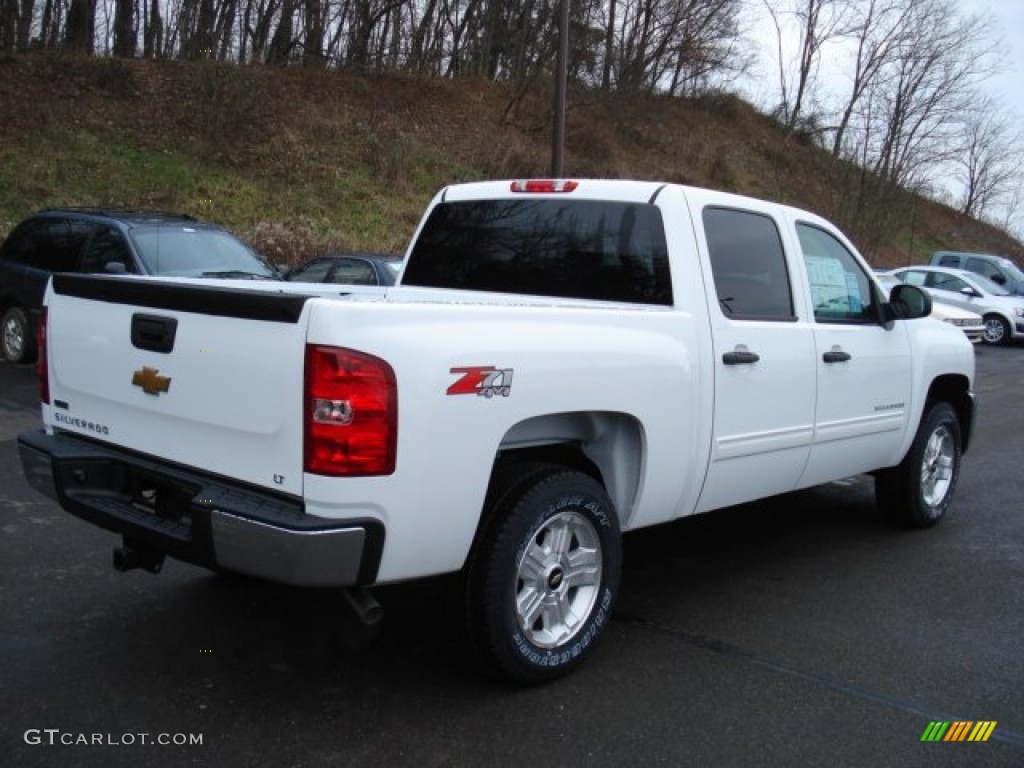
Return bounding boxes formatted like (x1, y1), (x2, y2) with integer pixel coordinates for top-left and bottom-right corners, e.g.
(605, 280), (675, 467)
(844, 272), (863, 312)
(806, 255), (852, 313)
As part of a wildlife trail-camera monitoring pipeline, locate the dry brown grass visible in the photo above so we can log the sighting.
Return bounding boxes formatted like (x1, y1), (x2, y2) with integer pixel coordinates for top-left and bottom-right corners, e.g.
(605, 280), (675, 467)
(0, 53), (1019, 266)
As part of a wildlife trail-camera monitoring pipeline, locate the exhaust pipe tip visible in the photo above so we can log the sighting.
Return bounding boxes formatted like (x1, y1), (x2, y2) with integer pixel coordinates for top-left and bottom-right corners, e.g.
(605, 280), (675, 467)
(113, 541), (165, 574)
(342, 586), (384, 626)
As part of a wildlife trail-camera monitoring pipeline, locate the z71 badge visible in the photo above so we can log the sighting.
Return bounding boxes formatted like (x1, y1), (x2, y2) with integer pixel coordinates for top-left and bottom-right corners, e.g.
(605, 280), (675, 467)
(447, 366), (514, 398)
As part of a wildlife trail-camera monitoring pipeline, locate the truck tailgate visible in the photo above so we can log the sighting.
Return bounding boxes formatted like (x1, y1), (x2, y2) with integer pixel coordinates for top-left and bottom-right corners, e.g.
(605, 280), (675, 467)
(44, 275), (311, 497)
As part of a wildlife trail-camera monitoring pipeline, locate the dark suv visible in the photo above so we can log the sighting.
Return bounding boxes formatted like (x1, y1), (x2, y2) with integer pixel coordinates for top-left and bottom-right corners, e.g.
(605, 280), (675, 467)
(0, 208), (277, 363)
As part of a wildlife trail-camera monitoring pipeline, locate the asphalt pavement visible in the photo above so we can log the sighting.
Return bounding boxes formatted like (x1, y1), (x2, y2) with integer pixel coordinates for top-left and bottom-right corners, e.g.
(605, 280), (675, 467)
(1, 346), (1022, 768)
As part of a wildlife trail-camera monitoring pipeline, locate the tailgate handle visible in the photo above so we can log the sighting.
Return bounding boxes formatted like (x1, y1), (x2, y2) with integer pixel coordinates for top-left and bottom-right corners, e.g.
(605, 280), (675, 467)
(131, 314), (178, 354)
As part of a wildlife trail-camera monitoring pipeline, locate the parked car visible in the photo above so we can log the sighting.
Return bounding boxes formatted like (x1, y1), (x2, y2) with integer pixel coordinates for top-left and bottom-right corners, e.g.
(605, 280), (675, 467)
(283, 252), (402, 286)
(875, 272), (985, 343)
(930, 251), (1024, 296)
(0, 208), (277, 363)
(889, 265), (1024, 345)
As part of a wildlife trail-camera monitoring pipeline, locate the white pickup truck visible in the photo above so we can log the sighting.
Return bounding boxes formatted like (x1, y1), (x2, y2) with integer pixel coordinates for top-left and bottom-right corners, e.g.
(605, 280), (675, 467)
(18, 179), (975, 682)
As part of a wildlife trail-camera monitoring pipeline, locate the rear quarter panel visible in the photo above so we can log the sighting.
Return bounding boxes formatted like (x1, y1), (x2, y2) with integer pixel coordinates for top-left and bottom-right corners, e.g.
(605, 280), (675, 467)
(304, 295), (710, 583)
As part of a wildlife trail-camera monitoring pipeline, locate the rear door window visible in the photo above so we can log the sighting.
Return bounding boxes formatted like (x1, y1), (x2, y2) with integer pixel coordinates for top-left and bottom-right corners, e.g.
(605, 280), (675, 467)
(81, 226), (135, 273)
(926, 272), (969, 292)
(39, 219), (95, 272)
(403, 199), (672, 305)
(287, 259), (334, 282)
(703, 207), (795, 320)
(328, 258), (378, 285)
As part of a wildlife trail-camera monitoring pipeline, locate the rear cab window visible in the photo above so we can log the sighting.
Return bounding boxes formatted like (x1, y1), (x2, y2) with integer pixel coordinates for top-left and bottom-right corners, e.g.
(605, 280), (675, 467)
(402, 199), (672, 305)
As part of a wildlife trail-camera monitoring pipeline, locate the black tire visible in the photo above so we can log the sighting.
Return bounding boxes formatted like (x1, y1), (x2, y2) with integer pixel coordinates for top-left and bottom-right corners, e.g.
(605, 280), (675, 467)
(465, 464), (621, 684)
(875, 402), (962, 528)
(1, 306), (35, 364)
(981, 314), (1010, 345)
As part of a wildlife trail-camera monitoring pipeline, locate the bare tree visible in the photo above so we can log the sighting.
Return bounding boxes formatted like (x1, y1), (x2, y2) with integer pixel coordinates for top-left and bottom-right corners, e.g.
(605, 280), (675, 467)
(829, 0), (910, 157)
(1, 0), (19, 52)
(956, 99), (1022, 220)
(113, 0), (136, 56)
(18, 0), (31, 46)
(836, 0), (995, 247)
(760, 0), (851, 133)
(143, 0), (165, 57)
(65, 0), (97, 53)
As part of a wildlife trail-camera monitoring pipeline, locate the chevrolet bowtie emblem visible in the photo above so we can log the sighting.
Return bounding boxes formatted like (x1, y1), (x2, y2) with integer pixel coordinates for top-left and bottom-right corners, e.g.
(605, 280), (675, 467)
(132, 366), (172, 396)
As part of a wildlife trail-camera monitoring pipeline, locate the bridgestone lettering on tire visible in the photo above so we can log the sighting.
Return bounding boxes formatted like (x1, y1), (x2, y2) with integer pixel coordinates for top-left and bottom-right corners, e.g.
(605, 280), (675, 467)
(466, 465), (621, 684)
(876, 402), (962, 528)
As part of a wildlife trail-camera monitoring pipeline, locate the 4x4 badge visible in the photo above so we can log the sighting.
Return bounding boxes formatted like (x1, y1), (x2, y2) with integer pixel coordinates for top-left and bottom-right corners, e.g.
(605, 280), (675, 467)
(447, 366), (513, 398)
(132, 366), (172, 396)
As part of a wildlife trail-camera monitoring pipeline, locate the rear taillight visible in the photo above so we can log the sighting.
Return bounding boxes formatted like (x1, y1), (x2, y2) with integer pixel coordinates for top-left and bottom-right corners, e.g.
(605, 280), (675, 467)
(37, 307), (49, 404)
(304, 345), (397, 476)
(510, 179), (579, 193)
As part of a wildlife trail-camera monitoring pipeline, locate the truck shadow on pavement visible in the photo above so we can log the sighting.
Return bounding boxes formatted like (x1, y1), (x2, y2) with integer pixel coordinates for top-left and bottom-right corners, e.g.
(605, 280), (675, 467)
(50, 474), (908, 692)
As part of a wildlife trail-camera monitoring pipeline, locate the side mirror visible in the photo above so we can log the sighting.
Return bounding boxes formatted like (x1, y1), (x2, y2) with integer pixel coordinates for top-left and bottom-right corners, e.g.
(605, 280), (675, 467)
(886, 283), (932, 323)
(990, 273), (1006, 285)
(960, 286), (981, 298)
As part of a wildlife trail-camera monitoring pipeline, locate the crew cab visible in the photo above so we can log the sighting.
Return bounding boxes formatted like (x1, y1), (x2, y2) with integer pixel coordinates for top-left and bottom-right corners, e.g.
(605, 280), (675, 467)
(18, 180), (975, 683)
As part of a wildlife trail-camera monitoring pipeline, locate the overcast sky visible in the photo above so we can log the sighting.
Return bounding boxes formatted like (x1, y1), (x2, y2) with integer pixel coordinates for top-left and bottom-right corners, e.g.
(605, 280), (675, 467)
(961, 0), (1024, 121)
(737, 0), (1024, 240)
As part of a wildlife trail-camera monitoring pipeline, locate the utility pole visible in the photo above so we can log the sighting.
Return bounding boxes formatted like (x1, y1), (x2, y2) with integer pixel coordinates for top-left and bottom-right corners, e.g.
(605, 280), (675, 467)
(551, 0), (570, 177)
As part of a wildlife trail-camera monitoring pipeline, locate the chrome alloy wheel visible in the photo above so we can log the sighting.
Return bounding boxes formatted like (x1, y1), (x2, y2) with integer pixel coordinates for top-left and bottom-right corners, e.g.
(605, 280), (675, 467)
(515, 510), (603, 649)
(982, 316), (1006, 344)
(920, 424), (955, 508)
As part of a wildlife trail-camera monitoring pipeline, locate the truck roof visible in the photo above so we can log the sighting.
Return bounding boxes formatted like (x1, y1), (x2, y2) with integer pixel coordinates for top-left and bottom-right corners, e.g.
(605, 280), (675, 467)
(436, 178), (816, 221)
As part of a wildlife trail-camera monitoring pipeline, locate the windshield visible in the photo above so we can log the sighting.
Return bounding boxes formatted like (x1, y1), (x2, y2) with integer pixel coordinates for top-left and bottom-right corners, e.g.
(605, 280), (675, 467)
(129, 226), (276, 278)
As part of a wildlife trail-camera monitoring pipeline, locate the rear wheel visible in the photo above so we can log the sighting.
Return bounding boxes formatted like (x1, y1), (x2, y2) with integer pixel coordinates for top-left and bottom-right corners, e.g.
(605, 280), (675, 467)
(465, 464), (621, 684)
(876, 402), (962, 528)
(1, 306), (35, 363)
(981, 314), (1010, 345)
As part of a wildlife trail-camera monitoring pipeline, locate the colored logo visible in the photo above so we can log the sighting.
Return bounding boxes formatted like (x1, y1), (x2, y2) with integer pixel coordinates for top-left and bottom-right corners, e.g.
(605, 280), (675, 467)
(447, 366), (514, 398)
(921, 721), (997, 742)
(132, 366), (172, 396)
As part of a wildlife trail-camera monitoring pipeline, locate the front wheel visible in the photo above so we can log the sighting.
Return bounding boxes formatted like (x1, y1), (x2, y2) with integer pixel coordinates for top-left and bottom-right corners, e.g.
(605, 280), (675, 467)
(466, 465), (621, 684)
(876, 402), (962, 528)
(981, 314), (1010, 345)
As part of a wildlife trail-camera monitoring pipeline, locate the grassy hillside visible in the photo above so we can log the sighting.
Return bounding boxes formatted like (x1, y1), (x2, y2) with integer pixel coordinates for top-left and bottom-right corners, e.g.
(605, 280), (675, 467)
(1, 53), (1020, 268)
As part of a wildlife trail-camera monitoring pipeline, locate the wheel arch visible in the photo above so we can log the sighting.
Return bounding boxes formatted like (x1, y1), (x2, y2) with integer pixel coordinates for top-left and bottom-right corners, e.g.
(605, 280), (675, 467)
(488, 411), (645, 530)
(925, 374), (974, 454)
